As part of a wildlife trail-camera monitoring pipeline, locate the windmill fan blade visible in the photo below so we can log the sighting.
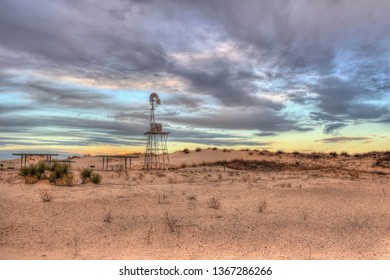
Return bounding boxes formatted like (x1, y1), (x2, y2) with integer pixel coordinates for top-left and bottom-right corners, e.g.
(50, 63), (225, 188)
(149, 92), (161, 106)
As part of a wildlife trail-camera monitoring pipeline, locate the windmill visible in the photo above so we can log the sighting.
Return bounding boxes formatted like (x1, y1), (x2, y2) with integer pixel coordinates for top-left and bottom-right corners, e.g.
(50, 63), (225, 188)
(143, 93), (170, 170)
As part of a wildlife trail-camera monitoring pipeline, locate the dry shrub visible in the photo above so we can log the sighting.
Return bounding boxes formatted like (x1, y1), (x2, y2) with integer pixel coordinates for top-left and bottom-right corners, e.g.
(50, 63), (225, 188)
(39, 190), (53, 202)
(182, 148), (190, 154)
(103, 212), (112, 223)
(164, 212), (177, 233)
(208, 196), (221, 209)
(195, 147), (202, 152)
(258, 200), (267, 213)
(372, 155), (390, 168)
(187, 194), (197, 201)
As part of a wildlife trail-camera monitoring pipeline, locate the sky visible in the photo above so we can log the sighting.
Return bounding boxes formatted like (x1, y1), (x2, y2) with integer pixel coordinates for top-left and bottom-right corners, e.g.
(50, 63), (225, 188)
(0, 0), (389, 159)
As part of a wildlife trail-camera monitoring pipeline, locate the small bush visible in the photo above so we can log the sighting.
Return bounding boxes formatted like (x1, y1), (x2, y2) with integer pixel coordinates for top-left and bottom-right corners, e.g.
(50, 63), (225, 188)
(208, 197), (221, 209)
(182, 148), (190, 154)
(19, 166), (30, 177)
(80, 167), (94, 181)
(48, 163), (73, 186)
(80, 167), (102, 184)
(212, 147), (218, 150)
(91, 173), (102, 184)
(292, 151), (301, 156)
(329, 152), (338, 158)
(19, 162), (48, 184)
(195, 147), (202, 152)
(340, 152), (350, 157)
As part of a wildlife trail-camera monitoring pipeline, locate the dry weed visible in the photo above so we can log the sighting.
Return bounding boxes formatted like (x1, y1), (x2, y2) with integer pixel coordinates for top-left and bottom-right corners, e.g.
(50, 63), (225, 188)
(103, 212), (112, 223)
(208, 197), (222, 209)
(164, 212), (177, 233)
(39, 190), (53, 202)
(187, 194), (197, 201)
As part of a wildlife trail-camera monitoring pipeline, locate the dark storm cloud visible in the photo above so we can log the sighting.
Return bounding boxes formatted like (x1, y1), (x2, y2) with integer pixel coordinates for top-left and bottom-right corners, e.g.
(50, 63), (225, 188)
(165, 108), (312, 132)
(323, 123), (346, 135)
(24, 82), (111, 109)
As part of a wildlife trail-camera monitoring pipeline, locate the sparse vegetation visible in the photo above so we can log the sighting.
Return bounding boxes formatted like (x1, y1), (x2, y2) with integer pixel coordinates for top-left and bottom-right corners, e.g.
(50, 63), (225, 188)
(212, 147), (218, 150)
(372, 155), (390, 168)
(340, 152), (350, 157)
(182, 148), (190, 154)
(19, 161), (47, 184)
(195, 147), (202, 152)
(329, 152), (338, 158)
(39, 190), (53, 202)
(49, 163), (74, 186)
(80, 167), (102, 184)
(91, 173), (102, 184)
(208, 196), (222, 209)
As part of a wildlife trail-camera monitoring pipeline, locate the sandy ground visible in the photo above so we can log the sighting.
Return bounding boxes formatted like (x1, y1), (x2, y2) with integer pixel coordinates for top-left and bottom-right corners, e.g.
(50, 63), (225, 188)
(0, 149), (389, 260)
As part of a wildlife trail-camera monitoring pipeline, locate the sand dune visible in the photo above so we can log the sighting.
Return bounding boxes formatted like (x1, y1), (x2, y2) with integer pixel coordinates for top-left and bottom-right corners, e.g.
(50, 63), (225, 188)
(0, 149), (389, 259)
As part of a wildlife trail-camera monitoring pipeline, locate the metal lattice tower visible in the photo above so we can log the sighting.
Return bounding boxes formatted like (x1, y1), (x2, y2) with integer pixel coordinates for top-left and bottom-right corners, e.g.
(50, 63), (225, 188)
(143, 93), (170, 170)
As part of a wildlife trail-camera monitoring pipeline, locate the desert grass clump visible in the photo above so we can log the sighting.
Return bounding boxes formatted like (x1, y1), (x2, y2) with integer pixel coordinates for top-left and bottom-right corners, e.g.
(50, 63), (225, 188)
(80, 167), (102, 184)
(49, 163), (74, 186)
(212, 147), (218, 150)
(39, 189), (53, 202)
(182, 148), (190, 154)
(19, 163), (44, 184)
(208, 196), (222, 209)
(329, 152), (338, 158)
(195, 147), (202, 152)
(91, 173), (102, 184)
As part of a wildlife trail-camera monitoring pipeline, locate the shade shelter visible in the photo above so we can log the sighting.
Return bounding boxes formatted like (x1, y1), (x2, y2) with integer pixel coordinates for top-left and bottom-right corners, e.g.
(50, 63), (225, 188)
(96, 155), (139, 171)
(12, 153), (59, 169)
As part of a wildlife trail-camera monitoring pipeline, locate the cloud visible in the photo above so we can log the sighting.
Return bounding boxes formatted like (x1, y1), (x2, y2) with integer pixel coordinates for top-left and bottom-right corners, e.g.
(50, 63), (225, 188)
(0, 0), (389, 152)
(323, 123), (346, 135)
(165, 107), (312, 132)
(318, 136), (371, 143)
(255, 132), (277, 137)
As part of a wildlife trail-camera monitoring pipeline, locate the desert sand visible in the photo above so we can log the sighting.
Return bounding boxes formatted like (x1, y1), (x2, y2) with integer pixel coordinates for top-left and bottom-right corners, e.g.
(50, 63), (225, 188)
(0, 149), (389, 260)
